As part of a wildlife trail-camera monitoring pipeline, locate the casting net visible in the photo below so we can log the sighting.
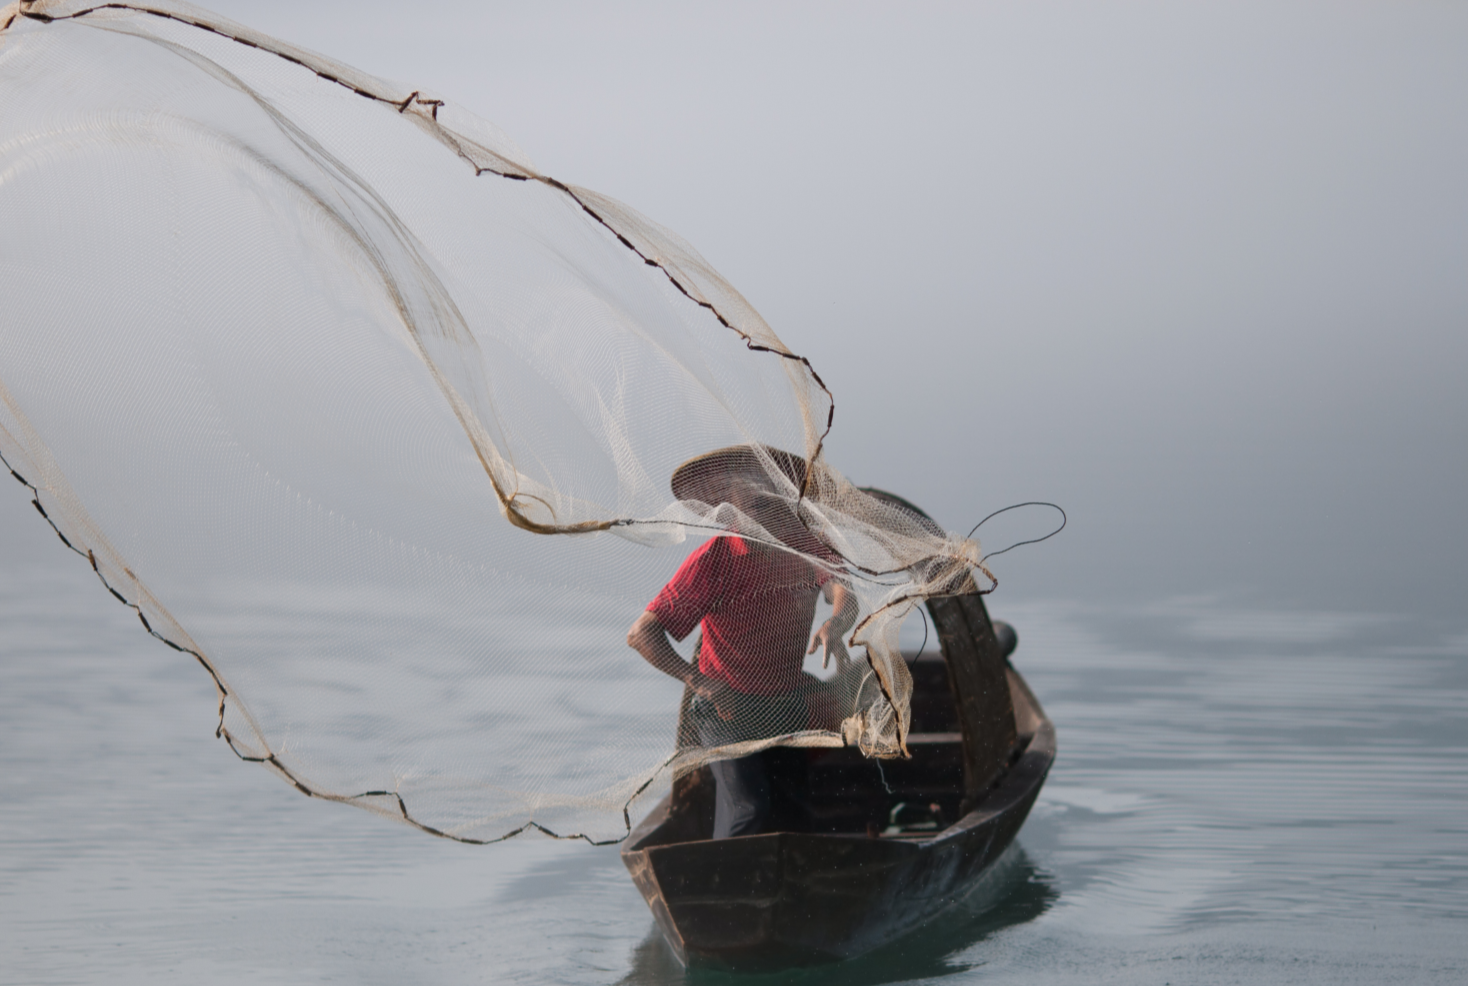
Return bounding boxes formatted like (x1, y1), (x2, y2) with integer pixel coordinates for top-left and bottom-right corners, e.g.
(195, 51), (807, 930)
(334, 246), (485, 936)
(0, 0), (987, 843)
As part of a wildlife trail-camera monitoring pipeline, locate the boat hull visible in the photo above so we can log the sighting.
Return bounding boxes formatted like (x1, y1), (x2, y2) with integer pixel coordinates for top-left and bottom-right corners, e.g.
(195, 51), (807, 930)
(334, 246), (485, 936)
(621, 667), (1054, 971)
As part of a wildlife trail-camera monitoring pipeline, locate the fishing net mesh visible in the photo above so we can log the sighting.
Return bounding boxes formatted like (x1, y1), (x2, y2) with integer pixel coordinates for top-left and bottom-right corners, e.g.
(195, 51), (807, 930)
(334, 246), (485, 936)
(0, 0), (987, 843)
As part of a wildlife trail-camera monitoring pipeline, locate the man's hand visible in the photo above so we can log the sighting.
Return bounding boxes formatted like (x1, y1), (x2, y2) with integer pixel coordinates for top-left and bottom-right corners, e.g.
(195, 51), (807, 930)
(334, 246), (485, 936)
(808, 619), (851, 671)
(691, 672), (739, 721)
(809, 580), (857, 671)
(628, 611), (738, 719)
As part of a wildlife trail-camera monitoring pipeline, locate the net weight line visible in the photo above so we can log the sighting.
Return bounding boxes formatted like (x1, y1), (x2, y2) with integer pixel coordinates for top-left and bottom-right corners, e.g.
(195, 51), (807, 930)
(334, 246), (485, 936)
(0, 446), (674, 846)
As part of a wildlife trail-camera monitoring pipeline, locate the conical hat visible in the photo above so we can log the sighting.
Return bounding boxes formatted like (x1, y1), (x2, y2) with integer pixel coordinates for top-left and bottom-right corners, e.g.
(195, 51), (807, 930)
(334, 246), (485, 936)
(669, 444), (808, 505)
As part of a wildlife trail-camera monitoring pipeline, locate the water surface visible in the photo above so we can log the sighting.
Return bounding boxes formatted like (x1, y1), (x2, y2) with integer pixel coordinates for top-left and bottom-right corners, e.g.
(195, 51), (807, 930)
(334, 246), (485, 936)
(3, 485), (1463, 984)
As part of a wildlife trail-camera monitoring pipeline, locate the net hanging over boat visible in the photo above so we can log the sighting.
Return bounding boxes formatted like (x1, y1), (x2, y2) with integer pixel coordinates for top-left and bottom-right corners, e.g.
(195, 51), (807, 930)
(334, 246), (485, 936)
(0, 0), (990, 843)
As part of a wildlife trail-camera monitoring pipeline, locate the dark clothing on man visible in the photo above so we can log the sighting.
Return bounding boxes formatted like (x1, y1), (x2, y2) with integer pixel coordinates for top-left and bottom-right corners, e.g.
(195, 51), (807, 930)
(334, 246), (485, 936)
(691, 694), (813, 838)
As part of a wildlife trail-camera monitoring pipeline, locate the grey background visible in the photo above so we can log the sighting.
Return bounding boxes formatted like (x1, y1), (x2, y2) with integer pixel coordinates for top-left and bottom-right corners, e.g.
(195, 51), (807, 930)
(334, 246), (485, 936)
(197, 0), (1468, 619)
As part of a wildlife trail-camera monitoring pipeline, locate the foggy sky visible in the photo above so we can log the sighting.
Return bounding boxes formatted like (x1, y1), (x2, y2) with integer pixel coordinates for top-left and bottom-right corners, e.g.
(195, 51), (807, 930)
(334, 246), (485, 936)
(61, 1), (1468, 617)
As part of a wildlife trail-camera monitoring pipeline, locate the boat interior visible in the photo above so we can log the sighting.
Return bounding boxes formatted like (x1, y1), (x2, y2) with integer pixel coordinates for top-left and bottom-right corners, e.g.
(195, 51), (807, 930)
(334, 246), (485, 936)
(636, 648), (1042, 848)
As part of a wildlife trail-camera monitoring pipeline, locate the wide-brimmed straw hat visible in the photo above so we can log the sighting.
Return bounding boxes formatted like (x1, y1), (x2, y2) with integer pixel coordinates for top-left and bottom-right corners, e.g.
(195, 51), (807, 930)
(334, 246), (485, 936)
(669, 444), (808, 506)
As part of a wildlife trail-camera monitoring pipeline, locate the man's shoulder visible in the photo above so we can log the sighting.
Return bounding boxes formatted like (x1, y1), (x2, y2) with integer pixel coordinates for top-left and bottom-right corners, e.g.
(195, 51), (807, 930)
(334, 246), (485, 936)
(690, 534), (832, 579)
(674, 534), (738, 575)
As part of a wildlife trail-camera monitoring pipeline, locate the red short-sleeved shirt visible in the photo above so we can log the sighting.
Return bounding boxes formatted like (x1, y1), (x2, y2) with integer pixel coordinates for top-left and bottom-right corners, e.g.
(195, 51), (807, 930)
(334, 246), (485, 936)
(648, 536), (832, 697)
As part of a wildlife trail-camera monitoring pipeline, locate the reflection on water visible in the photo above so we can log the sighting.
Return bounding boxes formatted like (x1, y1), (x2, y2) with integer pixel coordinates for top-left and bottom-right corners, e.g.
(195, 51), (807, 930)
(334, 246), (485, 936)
(2, 490), (1466, 985)
(616, 847), (1058, 986)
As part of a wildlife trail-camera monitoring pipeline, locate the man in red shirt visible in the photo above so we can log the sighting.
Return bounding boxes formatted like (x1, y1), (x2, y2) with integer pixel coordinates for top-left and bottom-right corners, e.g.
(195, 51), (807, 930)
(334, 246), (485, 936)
(627, 449), (855, 839)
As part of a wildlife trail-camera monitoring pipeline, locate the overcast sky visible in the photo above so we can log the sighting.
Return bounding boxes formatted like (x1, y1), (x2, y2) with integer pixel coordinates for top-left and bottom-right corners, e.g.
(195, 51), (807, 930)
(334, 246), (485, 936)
(70, 2), (1468, 618)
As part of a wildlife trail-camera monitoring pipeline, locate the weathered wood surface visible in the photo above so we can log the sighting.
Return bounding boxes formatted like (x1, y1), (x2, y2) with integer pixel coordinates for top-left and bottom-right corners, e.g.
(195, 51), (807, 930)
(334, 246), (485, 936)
(926, 589), (1019, 814)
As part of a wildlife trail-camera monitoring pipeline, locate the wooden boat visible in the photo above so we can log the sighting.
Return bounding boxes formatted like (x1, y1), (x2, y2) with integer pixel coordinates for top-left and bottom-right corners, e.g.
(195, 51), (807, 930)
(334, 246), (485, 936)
(620, 510), (1056, 970)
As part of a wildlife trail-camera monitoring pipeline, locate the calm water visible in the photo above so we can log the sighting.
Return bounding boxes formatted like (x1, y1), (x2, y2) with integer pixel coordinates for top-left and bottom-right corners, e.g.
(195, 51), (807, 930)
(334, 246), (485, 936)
(2, 484), (1464, 985)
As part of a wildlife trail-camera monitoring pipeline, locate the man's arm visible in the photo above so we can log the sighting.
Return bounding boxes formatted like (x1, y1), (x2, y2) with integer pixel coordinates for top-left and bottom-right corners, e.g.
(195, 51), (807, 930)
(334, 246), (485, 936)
(808, 581), (858, 669)
(627, 611), (737, 717)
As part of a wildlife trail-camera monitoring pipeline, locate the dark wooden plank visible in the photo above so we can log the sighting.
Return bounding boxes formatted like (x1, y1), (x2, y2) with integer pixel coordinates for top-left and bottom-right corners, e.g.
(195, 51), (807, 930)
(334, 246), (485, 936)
(925, 589), (1017, 814)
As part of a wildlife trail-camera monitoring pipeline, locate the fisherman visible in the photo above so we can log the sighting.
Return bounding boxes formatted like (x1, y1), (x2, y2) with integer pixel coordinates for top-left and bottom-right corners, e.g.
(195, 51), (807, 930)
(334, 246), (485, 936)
(627, 446), (856, 840)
